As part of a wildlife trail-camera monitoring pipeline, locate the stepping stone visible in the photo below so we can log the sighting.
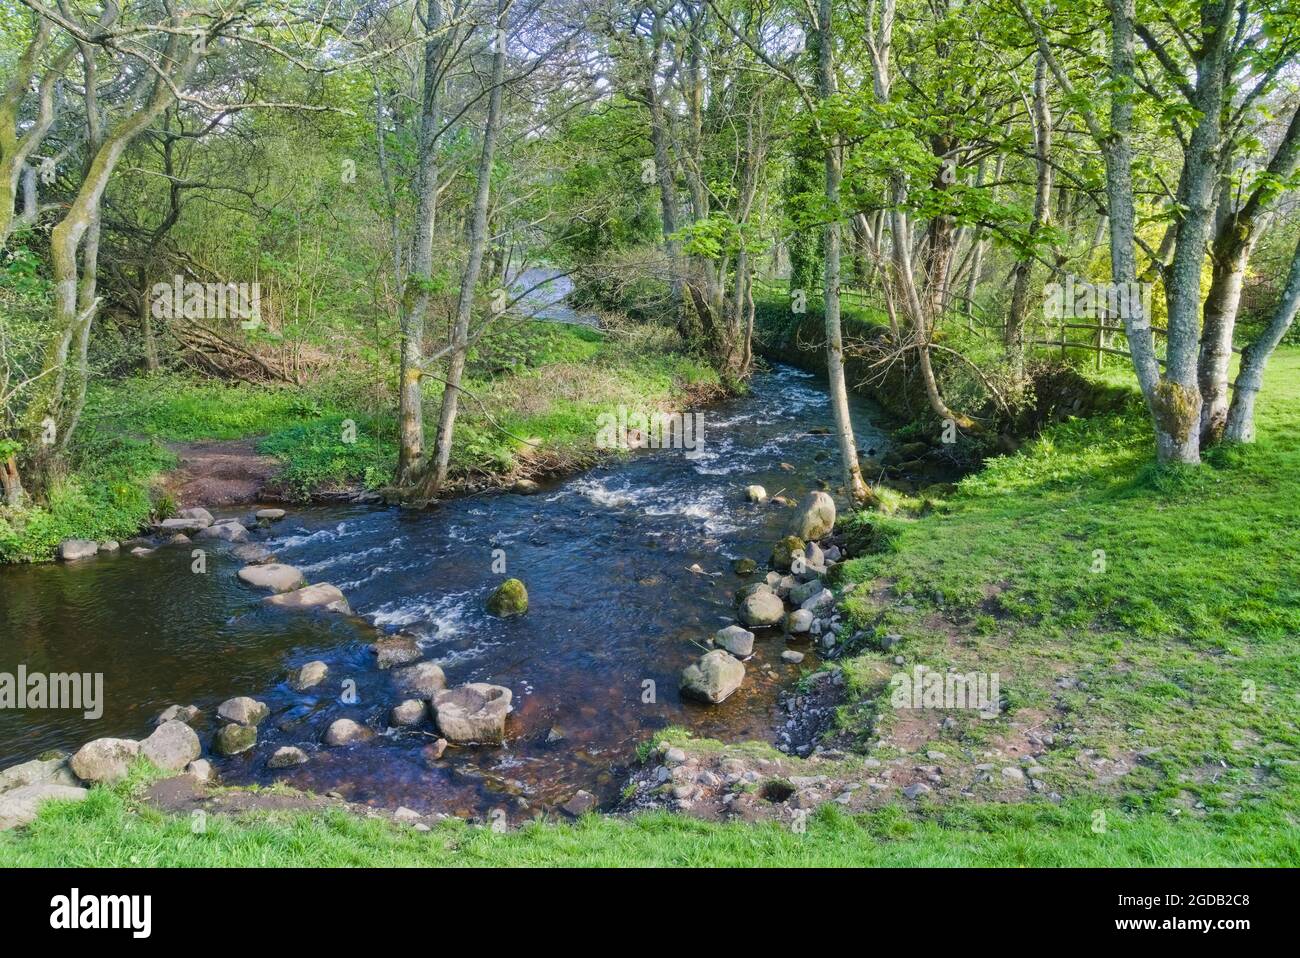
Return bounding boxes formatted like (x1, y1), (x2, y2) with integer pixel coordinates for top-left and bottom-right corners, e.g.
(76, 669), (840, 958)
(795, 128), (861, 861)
(237, 563), (306, 593)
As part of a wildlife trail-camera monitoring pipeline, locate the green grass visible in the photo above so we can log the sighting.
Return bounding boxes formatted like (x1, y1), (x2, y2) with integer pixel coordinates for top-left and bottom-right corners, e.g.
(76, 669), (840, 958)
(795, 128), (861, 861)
(2, 781), (1296, 867)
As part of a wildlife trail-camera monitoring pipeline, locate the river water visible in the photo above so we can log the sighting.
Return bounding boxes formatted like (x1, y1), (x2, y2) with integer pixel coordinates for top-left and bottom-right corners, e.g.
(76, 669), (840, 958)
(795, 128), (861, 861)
(0, 364), (889, 819)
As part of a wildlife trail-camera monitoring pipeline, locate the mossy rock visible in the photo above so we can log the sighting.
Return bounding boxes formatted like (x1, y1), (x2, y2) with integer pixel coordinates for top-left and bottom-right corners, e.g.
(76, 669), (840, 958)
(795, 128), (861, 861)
(486, 578), (529, 617)
(732, 557), (758, 576)
(771, 535), (806, 570)
(734, 582), (774, 608)
(214, 723), (257, 756)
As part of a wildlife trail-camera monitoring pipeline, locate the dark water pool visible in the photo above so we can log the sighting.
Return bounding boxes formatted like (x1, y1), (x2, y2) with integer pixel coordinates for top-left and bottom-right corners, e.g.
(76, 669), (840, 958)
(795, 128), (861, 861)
(0, 365), (889, 819)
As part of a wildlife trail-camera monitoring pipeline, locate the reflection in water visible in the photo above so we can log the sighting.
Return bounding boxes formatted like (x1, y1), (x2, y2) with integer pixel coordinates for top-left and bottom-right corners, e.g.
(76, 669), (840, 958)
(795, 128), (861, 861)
(0, 365), (888, 819)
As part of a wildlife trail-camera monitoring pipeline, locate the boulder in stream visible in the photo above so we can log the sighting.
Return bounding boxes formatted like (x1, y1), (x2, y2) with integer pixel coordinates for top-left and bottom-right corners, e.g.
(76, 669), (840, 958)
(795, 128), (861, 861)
(744, 484), (767, 503)
(393, 661), (447, 698)
(255, 508), (286, 521)
(58, 539), (98, 561)
(680, 649), (745, 704)
(771, 535), (806, 571)
(155, 704), (201, 726)
(390, 699), (428, 727)
(214, 723), (257, 756)
(371, 635), (422, 669)
(787, 491), (837, 540)
(713, 625), (755, 657)
(432, 684), (513, 744)
(264, 583), (351, 615)
(486, 578), (528, 617)
(268, 746), (309, 769)
(325, 718), (374, 746)
(237, 563), (306, 594)
(289, 660), (329, 692)
(140, 720), (201, 772)
(196, 520), (249, 543)
(738, 588), (785, 628)
(217, 696), (269, 727)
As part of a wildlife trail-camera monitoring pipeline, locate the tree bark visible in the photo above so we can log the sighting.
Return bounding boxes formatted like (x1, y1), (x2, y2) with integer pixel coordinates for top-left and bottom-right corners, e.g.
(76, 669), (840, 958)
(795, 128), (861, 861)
(1005, 54), (1052, 381)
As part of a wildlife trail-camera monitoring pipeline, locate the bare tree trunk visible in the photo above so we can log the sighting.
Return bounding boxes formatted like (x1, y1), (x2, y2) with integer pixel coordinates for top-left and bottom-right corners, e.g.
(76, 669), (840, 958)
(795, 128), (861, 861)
(818, 0), (871, 506)
(415, 0), (507, 500)
(1005, 54), (1052, 381)
(1224, 234), (1300, 442)
(397, 0), (451, 487)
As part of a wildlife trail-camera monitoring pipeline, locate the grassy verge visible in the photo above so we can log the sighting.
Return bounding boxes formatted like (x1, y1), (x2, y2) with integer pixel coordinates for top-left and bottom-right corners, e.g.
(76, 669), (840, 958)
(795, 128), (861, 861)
(0, 321), (717, 561)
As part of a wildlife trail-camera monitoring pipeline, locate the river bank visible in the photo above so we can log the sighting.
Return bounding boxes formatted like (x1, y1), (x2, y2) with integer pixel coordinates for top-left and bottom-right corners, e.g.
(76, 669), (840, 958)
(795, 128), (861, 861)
(3, 341), (1297, 865)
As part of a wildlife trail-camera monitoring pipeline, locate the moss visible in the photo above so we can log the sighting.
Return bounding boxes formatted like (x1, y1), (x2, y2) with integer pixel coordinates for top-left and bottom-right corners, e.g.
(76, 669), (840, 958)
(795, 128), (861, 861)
(1153, 379), (1200, 444)
(486, 578), (528, 617)
(771, 535), (806, 570)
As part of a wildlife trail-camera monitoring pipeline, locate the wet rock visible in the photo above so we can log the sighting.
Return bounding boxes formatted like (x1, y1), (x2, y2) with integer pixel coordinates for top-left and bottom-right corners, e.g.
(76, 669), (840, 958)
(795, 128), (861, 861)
(781, 650), (805, 664)
(680, 649), (745, 704)
(217, 696), (269, 727)
(214, 724), (257, 756)
(70, 738), (139, 784)
(432, 684), (513, 744)
(255, 508), (286, 521)
(325, 718), (374, 746)
(232, 542), (275, 565)
(745, 484), (767, 503)
(805, 541), (825, 567)
(196, 520), (249, 543)
(799, 589), (834, 613)
(732, 557), (757, 576)
(545, 726), (566, 743)
(390, 699), (428, 727)
(140, 721), (201, 772)
(186, 759), (215, 782)
(393, 661), (447, 698)
(423, 739), (449, 762)
(237, 563), (306, 594)
(99, 540), (120, 553)
(789, 579), (824, 606)
(58, 539), (98, 561)
(130, 546), (155, 557)
(486, 578), (528, 617)
(268, 746), (309, 769)
(0, 783), (89, 830)
(739, 589), (785, 628)
(787, 490), (836, 540)
(786, 609), (814, 633)
(512, 479), (540, 495)
(289, 660), (329, 692)
(371, 635), (422, 669)
(561, 790), (597, 817)
(264, 583), (351, 615)
(771, 535), (806, 571)
(713, 624), (755, 657)
(155, 704), (201, 726)
(178, 507), (214, 525)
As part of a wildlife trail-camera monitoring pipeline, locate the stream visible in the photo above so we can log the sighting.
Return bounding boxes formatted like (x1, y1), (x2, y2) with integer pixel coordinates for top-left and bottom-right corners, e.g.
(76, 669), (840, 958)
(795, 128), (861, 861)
(0, 363), (890, 819)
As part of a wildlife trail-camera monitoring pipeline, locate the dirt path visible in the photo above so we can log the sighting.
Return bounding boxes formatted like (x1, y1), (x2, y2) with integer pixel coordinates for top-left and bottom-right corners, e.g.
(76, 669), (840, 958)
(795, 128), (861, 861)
(160, 439), (283, 507)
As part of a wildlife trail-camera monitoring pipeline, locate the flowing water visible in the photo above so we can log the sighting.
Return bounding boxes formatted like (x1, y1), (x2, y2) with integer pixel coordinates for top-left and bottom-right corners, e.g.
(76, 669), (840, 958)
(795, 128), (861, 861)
(0, 365), (889, 820)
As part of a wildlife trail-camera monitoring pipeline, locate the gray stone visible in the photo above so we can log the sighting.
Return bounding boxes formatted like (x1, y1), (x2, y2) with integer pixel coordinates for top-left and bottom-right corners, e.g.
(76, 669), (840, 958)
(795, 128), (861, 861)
(186, 759), (215, 782)
(155, 704), (201, 726)
(177, 507), (214, 525)
(214, 724), (257, 756)
(232, 543), (275, 565)
(196, 520), (249, 543)
(324, 718), (373, 746)
(789, 578), (823, 606)
(237, 563), (306, 593)
(393, 661), (447, 698)
(390, 699), (427, 727)
(787, 490), (836, 540)
(432, 684), (513, 744)
(739, 589), (785, 628)
(0, 755), (79, 792)
(217, 696), (269, 727)
(255, 508), (286, 521)
(786, 609), (814, 633)
(744, 484), (767, 503)
(781, 650), (805, 664)
(713, 625), (755, 657)
(0, 783), (89, 830)
(561, 790), (597, 817)
(680, 649), (745, 704)
(1002, 766), (1025, 782)
(59, 539), (98, 561)
(800, 588), (835, 612)
(140, 720), (201, 772)
(99, 540), (120, 553)
(371, 635), (422, 669)
(263, 583), (351, 615)
(70, 738), (140, 783)
(268, 746), (309, 769)
(289, 660), (329, 692)
(902, 782), (931, 799)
